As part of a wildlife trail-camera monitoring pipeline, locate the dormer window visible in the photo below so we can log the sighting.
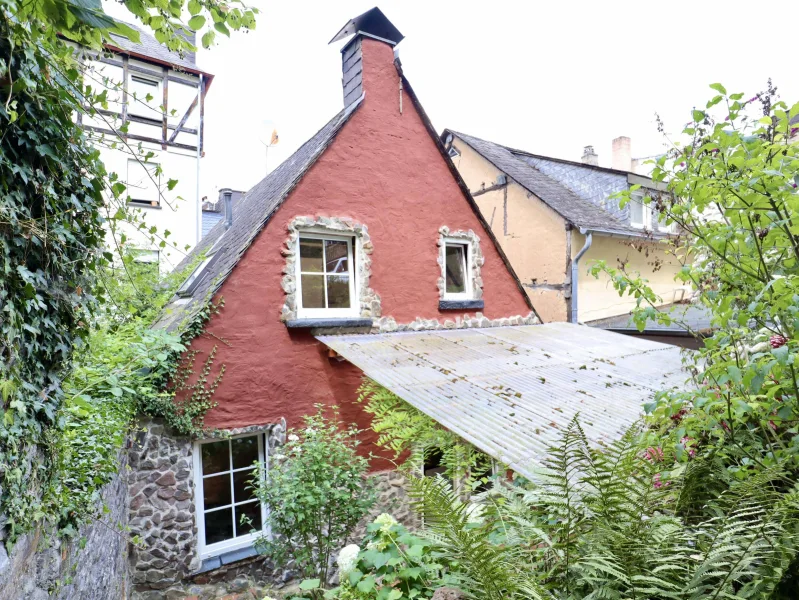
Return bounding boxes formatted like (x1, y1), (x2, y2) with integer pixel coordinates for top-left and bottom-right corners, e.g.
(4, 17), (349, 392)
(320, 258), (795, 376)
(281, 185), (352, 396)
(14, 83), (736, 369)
(296, 234), (356, 317)
(443, 240), (471, 299)
(629, 191), (652, 229)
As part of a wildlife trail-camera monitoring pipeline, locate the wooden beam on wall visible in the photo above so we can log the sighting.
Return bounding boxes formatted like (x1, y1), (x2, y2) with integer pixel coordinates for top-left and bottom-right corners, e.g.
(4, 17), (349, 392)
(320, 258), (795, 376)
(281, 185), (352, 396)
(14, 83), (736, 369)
(121, 55), (129, 137)
(167, 95), (198, 143)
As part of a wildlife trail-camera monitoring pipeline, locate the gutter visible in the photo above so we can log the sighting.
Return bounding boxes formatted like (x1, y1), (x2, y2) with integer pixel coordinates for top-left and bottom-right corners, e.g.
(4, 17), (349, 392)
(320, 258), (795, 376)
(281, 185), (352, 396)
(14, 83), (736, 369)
(570, 228), (593, 324)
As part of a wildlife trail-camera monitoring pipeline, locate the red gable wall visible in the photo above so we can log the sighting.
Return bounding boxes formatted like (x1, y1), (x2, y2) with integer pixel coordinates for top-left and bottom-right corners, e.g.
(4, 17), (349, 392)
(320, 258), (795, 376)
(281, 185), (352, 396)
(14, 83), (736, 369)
(187, 38), (531, 467)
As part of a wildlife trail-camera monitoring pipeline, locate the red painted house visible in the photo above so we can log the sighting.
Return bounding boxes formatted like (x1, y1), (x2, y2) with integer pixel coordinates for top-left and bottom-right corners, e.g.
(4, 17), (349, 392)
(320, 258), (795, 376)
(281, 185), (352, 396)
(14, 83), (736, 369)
(128, 8), (539, 595)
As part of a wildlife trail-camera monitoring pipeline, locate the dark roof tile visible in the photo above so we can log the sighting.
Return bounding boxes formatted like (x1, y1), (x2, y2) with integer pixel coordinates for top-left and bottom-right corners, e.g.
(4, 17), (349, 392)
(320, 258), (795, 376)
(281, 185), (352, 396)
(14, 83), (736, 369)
(450, 130), (661, 236)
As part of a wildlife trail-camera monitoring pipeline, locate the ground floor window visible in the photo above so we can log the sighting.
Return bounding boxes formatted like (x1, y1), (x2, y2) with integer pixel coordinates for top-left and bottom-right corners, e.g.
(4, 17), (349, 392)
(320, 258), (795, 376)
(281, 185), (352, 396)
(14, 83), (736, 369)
(194, 434), (268, 558)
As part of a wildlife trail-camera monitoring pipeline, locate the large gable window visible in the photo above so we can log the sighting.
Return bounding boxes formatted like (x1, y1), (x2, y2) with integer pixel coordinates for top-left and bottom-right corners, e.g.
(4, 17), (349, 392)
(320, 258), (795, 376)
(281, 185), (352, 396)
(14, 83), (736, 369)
(443, 240), (471, 299)
(296, 234), (356, 317)
(194, 434), (268, 558)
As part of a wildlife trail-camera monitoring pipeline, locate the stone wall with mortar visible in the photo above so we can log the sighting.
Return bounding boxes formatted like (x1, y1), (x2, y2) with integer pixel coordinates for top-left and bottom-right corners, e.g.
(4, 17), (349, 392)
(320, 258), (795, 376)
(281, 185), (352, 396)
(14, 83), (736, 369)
(0, 451), (130, 600)
(128, 418), (287, 598)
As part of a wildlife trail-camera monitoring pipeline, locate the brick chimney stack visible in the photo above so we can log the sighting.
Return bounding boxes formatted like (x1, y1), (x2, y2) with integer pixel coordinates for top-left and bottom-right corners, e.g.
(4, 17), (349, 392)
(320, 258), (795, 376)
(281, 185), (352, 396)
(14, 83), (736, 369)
(612, 136), (632, 171)
(330, 7), (405, 109)
(581, 145), (598, 166)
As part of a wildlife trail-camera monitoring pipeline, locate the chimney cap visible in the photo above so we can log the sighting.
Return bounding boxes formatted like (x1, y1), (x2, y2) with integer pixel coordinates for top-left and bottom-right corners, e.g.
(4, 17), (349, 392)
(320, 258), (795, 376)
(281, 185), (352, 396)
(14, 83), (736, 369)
(329, 7), (404, 46)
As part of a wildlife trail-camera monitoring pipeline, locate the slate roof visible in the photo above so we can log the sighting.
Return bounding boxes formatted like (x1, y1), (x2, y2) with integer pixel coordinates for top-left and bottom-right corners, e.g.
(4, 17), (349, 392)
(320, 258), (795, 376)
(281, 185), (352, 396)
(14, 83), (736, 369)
(586, 302), (714, 335)
(154, 98), (363, 330)
(107, 21), (208, 75)
(448, 131), (666, 238)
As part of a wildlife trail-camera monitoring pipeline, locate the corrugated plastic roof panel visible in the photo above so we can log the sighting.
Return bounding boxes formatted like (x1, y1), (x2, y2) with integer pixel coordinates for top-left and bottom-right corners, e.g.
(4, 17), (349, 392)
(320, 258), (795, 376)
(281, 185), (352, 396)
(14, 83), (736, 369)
(316, 323), (688, 480)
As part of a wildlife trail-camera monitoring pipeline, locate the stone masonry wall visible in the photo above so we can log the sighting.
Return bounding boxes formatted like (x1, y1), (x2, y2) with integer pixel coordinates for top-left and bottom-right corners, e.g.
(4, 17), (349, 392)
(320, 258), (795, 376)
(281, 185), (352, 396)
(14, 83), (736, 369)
(128, 418), (288, 598)
(128, 418), (198, 592)
(0, 451), (130, 600)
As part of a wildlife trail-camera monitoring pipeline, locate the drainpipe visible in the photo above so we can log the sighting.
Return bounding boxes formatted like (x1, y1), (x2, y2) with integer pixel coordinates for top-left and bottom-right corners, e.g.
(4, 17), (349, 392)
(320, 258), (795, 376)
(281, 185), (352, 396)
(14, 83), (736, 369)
(570, 228), (593, 324)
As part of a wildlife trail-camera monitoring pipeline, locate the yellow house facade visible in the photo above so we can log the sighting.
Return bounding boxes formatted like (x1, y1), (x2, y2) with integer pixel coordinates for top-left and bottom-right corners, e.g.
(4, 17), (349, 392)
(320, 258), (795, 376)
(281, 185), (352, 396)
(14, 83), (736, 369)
(442, 131), (686, 325)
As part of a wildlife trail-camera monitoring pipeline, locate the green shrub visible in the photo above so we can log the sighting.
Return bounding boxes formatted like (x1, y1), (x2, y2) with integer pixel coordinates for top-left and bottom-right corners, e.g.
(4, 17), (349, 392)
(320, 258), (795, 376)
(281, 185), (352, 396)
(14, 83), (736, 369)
(252, 406), (377, 584)
(332, 513), (460, 600)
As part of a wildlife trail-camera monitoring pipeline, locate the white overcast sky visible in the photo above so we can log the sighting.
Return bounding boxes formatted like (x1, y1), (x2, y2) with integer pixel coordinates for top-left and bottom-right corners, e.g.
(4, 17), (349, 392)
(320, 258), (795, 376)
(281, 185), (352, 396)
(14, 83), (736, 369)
(104, 0), (799, 200)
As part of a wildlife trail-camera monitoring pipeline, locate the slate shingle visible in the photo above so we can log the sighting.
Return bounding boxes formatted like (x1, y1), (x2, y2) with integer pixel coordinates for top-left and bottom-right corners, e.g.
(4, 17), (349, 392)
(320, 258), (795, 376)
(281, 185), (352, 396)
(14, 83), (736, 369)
(450, 131), (662, 237)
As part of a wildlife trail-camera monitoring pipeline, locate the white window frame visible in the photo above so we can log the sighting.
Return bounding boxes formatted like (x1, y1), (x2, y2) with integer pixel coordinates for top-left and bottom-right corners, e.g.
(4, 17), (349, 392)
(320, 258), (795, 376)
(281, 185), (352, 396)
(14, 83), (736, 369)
(442, 238), (472, 300)
(629, 191), (652, 229)
(128, 73), (162, 118)
(295, 231), (358, 319)
(127, 158), (161, 206)
(194, 433), (269, 560)
(132, 249), (159, 264)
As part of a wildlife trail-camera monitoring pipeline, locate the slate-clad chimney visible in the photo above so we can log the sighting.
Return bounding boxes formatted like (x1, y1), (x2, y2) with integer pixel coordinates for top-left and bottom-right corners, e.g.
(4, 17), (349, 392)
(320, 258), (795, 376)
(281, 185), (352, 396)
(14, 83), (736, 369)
(581, 145), (599, 166)
(330, 7), (405, 109)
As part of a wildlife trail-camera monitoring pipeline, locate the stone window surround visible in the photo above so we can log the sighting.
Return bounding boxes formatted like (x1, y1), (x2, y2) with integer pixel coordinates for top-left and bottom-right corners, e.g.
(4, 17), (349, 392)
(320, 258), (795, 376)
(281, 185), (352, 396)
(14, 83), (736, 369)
(437, 226), (484, 301)
(280, 216), (381, 323)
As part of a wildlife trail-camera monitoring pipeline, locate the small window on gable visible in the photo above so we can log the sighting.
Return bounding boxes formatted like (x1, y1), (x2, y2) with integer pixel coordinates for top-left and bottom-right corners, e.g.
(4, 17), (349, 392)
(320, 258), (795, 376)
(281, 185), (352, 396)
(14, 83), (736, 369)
(629, 191), (652, 229)
(444, 241), (470, 299)
(296, 233), (356, 317)
(447, 145), (461, 159)
(127, 159), (160, 207)
(128, 74), (161, 118)
(194, 434), (268, 558)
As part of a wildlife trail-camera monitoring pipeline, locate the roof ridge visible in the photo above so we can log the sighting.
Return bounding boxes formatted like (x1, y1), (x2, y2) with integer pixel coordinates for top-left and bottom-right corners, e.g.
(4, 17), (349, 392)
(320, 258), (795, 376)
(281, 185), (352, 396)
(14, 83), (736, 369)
(451, 131), (631, 231)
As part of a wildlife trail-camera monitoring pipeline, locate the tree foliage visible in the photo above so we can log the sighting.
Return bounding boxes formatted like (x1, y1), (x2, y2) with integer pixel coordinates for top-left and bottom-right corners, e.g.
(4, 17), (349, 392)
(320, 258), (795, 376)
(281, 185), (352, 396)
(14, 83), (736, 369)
(591, 83), (799, 480)
(358, 379), (493, 489)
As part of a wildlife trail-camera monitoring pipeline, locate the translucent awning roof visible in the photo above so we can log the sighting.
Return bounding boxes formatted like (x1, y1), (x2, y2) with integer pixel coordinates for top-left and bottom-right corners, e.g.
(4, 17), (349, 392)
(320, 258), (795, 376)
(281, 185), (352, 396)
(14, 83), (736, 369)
(316, 323), (688, 480)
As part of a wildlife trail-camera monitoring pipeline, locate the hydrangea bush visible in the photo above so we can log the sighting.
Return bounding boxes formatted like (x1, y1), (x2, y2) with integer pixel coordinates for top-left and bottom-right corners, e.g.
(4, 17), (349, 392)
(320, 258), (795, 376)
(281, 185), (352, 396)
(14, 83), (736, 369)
(330, 513), (460, 600)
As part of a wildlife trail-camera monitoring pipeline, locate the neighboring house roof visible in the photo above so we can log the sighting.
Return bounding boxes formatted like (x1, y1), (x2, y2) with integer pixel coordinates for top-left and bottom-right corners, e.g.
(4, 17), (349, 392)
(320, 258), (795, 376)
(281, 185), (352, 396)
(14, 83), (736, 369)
(317, 322), (687, 479)
(201, 212), (223, 238)
(446, 130), (670, 239)
(154, 99), (364, 330)
(587, 302), (714, 336)
(107, 21), (212, 78)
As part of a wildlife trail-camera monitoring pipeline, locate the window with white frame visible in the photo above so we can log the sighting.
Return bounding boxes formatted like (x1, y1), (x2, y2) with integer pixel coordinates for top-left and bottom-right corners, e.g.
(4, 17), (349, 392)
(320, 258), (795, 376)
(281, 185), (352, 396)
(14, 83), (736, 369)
(443, 240), (471, 299)
(127, 159), (160, 206)
(296, 233), (356, 317)
(128, 74), (161, 118)
(194, 434), (268, 558)
(629, 191), (652, 229)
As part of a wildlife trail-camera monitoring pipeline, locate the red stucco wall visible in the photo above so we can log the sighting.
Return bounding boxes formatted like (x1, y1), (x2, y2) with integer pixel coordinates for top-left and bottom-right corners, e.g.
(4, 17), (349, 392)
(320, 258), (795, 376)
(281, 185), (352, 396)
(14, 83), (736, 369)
(186, 38), (531, 468)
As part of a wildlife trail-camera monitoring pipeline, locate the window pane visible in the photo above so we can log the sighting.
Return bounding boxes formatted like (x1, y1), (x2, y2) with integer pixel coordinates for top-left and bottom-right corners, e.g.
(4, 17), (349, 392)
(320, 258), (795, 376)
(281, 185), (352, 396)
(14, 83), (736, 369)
(445, 245), (466, 294)
(301, 274), (325, 308)
(233, 469), (257, 504)
(326, 275), (351, 309)
(630, 199), (644, 225)
(235, 502), (262, 537)
(299, 238), (323, 272)
(325, 240), (349, 273)
(201, 440), (230, 475)
(203, 473), (232, 510)
(204, 508), (234, 545)
(231, 436), (258, 469)
(127, 160), (159, 203)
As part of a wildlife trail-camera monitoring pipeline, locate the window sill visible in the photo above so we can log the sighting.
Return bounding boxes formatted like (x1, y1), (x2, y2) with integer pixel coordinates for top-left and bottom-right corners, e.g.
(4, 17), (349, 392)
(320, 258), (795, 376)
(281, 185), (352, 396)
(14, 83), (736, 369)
(286, 318), (373, 329)
(195, 544), (259, 574)
(439, 299), (484, 311)
(128, 201), (162, 210)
